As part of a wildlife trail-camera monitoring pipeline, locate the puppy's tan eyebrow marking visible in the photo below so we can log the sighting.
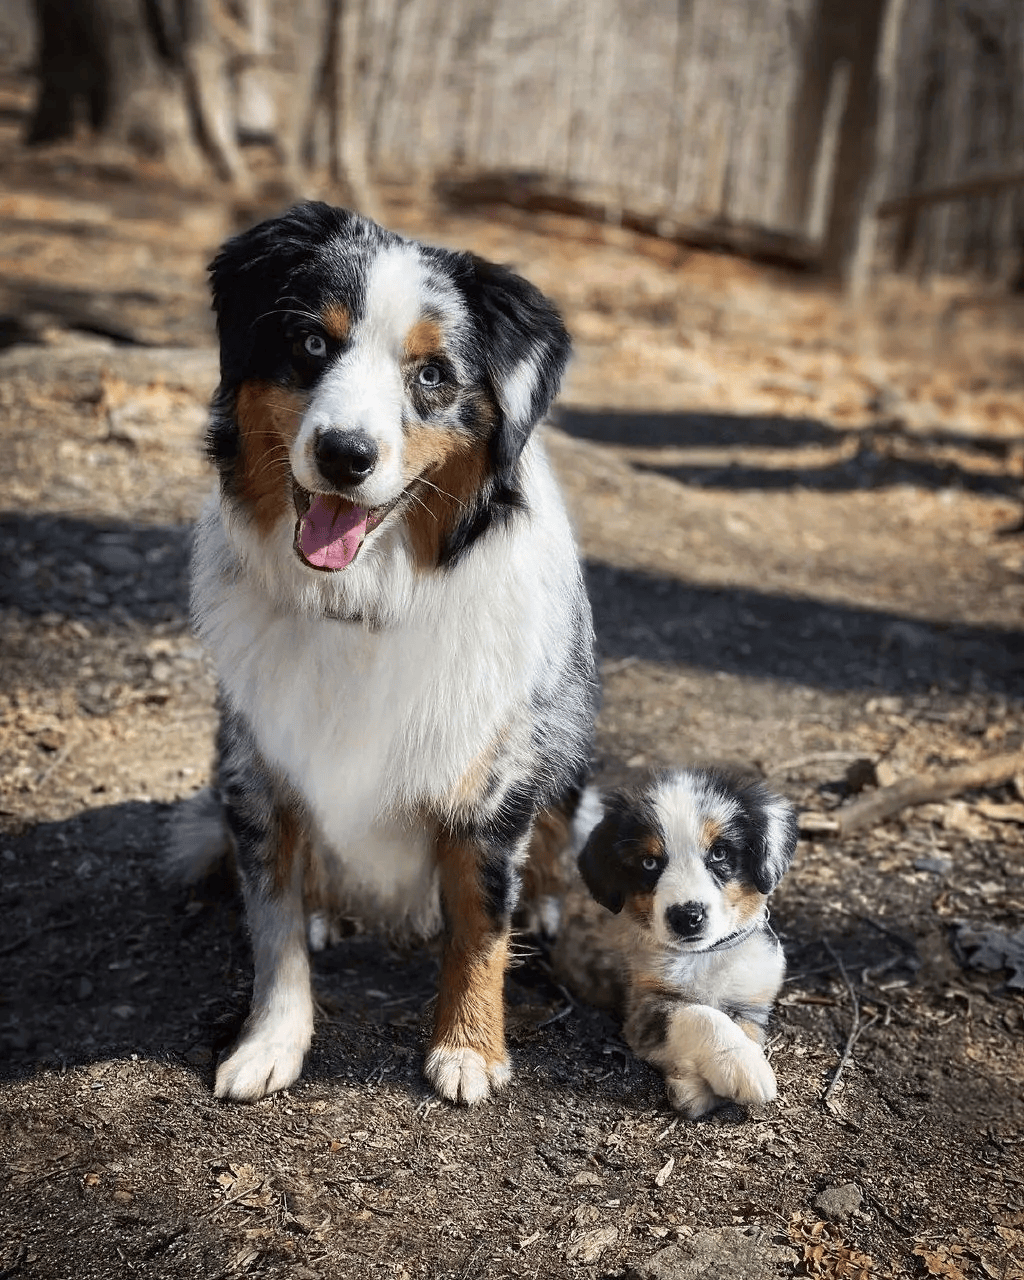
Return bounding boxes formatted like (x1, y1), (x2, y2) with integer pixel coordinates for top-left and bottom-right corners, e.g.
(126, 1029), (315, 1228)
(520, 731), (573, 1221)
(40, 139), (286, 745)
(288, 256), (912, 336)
(701, 818), (722, 849)
(320, 302), (350, 341)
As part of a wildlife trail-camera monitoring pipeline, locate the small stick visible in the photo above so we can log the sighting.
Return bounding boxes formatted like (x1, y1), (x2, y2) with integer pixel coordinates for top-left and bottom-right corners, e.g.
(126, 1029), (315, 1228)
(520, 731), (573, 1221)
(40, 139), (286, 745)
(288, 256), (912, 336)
(821, 940), (878, 1112)
(802, 749), (1024, 838)
(765, 751), (866, 778)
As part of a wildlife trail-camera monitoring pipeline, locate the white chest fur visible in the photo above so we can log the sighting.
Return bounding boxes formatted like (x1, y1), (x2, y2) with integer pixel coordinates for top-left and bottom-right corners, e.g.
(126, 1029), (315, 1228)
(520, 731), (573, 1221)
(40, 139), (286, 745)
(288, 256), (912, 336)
(190, 440), (582, 925)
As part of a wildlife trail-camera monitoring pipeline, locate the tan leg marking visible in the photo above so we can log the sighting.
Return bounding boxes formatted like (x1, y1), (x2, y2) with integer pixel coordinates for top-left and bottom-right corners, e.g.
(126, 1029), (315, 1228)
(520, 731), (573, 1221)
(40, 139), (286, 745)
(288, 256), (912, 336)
(425, 835), (511, 1104)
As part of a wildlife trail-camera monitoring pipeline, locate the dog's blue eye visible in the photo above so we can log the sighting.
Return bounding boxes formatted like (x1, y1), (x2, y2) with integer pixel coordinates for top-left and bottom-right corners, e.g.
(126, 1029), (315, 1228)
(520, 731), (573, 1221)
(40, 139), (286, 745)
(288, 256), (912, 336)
(641, 856), (659, 872)
(304, 334), (328, 359)
(708, 846), (728, 863)
(418, 364), (443, 387)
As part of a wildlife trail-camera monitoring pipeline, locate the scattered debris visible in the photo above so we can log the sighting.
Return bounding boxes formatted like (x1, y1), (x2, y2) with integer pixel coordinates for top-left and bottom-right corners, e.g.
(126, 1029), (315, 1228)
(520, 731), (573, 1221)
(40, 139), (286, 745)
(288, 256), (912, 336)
(951, 923), (1024, 989)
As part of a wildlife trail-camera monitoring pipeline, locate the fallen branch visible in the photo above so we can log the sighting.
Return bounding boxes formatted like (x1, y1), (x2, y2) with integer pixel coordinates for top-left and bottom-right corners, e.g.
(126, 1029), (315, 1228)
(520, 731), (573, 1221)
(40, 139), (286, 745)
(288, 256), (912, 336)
(877, 168), (1024, 219)
(799, 750), (1024, 838)
(436, 171), (818, 271)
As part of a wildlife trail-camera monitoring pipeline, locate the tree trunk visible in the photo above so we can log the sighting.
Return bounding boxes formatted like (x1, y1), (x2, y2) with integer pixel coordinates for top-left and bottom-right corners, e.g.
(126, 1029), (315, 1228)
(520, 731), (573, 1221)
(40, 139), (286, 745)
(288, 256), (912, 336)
(28, 0), (204, 178)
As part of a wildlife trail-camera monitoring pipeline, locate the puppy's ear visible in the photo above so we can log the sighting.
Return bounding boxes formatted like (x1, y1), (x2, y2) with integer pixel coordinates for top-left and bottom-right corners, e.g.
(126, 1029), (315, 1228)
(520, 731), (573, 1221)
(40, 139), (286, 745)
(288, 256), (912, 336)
(749, 790), (799, 895)
(577, 810), (628, 915)
(209, 202), (359, 382)
(462, 256), (571, 474)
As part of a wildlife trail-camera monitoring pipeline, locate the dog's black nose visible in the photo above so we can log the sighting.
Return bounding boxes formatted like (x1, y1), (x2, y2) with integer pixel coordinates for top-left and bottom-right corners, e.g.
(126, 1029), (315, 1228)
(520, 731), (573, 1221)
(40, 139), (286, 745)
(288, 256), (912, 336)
(314, 428), (378, 488)
(666, 901), (706, 939)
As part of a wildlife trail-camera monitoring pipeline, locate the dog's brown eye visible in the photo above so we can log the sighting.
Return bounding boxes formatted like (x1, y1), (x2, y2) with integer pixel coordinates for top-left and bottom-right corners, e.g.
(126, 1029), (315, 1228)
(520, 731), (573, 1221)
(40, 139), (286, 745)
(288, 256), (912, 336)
(304, 334), (328, 359)
(418, 363), (443, 387)
(641, 855), (659, 872)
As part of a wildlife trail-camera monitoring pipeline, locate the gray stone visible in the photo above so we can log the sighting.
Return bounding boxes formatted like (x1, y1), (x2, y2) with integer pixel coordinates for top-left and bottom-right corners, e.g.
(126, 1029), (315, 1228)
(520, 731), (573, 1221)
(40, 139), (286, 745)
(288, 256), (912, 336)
(814, 1182), (864, 1221)
(630, 1227), (797, 1279)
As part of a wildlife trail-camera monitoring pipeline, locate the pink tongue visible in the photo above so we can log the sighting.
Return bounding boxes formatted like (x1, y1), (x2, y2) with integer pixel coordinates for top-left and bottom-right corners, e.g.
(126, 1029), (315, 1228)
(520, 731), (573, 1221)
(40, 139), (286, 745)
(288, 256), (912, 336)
(299, 495), (369, 570)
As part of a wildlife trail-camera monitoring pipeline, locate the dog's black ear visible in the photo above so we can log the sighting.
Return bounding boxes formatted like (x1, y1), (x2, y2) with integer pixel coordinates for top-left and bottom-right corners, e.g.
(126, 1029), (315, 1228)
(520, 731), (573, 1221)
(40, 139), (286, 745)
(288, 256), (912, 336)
(748, 788), (799, 895)
(462, 256), (571, 475)
(577, 809), (629, 915)
(209, 202), (359, 383)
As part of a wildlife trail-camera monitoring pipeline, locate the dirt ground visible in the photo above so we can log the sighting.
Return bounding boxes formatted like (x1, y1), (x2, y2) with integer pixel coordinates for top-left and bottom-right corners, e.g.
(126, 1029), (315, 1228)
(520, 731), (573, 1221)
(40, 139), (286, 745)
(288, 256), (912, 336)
(1, 71), (1023, 1280)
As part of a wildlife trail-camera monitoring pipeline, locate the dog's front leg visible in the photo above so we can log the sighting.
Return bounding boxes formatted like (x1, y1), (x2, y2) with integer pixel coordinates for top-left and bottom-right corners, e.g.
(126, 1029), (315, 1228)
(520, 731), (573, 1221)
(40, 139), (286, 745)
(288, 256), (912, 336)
(424, 832), (519, 1105)
(214, 724), (314, 1102)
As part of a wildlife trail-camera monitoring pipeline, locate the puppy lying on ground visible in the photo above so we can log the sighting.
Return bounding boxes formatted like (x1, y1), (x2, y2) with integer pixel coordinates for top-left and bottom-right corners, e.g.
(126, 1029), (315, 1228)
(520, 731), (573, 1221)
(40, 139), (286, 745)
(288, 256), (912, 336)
(555, 770), (798, 1117)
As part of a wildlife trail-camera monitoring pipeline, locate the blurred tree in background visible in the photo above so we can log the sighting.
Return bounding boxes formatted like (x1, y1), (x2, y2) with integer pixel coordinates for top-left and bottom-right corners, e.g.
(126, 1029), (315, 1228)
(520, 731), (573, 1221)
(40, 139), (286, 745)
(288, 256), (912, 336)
(9, 0), (1024, 288)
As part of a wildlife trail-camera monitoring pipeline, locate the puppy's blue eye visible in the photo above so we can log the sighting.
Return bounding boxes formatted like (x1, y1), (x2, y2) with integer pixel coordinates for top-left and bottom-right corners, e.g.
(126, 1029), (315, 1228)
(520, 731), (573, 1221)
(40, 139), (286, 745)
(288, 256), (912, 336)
(304, 334), (327, 359)
(707, 846), (728, 863)
(641, 856), (659, 872)
(418, 364), (443, 387)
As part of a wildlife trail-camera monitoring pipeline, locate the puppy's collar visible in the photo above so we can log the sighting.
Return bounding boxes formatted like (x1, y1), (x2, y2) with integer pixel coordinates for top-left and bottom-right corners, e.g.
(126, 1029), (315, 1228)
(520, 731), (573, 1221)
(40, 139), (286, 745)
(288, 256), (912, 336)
(693, 910), (773, 955)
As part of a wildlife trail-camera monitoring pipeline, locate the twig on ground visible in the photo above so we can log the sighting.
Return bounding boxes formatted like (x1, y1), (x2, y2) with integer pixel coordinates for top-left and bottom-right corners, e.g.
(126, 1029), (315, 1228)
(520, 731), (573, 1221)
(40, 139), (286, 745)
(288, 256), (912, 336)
(821, 940), (879, 1114)
(800, 749), (1024, 838)
(765, 750), (866, 778)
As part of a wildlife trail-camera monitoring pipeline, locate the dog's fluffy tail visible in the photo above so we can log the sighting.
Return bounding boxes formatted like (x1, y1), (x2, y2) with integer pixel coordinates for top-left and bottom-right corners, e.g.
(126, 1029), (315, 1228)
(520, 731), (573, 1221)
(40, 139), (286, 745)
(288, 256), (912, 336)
(165, 787), (232, 884)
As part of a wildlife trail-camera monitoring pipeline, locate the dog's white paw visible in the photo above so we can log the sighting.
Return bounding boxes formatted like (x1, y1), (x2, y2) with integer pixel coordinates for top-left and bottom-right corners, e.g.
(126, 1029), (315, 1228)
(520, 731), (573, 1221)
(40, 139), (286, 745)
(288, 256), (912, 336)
(666, 1072), (719, 1119)
(424, 1046), (511, 1105)
(704, 1039), (777, 1108)
(214, 1028), (309, 1102)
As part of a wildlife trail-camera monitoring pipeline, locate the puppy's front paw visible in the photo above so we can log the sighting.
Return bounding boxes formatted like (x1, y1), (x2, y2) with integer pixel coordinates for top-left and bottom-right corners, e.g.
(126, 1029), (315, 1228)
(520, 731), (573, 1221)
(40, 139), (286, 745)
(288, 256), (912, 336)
(666, 1072), (719, 1119)
(424, 1046), (511, 1105)
(704, 1039), (777, 1108)
(214, 1028), (309, 1102)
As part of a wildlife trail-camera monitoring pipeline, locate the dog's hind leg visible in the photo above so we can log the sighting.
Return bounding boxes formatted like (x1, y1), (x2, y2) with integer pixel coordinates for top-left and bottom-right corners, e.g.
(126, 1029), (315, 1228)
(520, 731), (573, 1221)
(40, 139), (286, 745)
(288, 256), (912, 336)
(213, 713), (314, 1103)
(424, 828), (524, 1105)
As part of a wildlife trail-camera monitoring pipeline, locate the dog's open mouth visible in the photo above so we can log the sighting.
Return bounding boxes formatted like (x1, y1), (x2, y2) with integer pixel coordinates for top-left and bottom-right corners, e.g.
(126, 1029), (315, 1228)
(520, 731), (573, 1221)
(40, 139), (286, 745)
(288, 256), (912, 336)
(293, 484), (394, 571)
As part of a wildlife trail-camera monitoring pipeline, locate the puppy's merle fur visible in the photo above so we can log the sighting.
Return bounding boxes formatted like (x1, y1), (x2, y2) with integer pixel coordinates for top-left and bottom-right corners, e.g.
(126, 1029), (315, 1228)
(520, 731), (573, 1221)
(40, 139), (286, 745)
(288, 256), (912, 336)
(565, 769), (797, 1117)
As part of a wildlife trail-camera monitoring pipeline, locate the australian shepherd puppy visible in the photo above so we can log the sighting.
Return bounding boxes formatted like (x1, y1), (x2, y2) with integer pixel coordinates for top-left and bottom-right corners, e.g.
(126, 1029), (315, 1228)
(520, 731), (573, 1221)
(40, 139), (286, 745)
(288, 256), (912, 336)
(558, 770), (797, 1117)
(175, 203), (596, 1105)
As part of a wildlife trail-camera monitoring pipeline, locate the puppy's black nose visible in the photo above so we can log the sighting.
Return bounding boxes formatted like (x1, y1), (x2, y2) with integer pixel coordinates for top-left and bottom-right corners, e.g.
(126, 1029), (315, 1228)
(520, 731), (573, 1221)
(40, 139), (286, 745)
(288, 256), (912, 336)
(666, 901), (706, 939)
(314, 428), (378, 488)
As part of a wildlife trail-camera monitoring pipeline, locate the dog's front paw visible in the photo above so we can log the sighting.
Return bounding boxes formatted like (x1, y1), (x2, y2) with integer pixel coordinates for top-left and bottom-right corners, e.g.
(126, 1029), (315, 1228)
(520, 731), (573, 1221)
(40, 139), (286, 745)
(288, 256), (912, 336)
(423, 1046), (511, 1105)
(665, 1072), (719, 1119)
(703, 1039), (777, 1108)
(214, 1028), (309, 1102)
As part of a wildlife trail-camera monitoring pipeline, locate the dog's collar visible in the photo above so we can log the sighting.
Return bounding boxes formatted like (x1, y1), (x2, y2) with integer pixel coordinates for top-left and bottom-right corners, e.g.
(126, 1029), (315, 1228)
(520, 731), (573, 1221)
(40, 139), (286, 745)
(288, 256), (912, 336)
(690, 910), (773, 955)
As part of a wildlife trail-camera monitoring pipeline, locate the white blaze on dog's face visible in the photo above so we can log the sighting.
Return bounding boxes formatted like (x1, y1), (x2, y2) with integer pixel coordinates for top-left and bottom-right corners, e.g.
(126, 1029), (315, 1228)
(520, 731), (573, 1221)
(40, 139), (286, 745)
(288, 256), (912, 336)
(206, 203), (571, 576)
(577, 771), (798, 952)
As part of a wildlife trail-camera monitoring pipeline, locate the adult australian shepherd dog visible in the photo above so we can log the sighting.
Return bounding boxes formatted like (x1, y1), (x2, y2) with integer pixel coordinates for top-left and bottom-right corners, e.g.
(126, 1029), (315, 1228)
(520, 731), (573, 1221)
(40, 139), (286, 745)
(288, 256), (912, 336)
(175, 203), (596, 1105)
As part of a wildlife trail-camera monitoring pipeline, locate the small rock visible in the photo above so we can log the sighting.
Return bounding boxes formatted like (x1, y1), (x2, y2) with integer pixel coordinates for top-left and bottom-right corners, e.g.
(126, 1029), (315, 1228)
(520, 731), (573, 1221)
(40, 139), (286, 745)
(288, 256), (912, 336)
(629, 1228), (796, 1279)
(814, 1182), (863, 1221)
(913, 856), (952, 876)
(565, 1226), (618, 1265)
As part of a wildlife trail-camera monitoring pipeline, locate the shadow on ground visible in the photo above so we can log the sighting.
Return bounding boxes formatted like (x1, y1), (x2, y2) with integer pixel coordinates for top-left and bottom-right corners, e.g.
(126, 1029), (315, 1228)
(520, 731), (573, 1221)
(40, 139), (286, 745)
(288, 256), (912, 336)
(3, 511), (1021, 700)
(558, 407), (1023, 497)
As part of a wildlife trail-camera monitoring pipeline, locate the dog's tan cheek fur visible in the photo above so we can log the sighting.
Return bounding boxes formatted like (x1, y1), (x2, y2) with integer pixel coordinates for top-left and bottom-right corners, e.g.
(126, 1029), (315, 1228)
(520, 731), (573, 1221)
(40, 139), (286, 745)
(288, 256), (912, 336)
(626, 891), (655, 927)
(404, 433), (489, 569)
(723, 880), (767, 925)
(431, 835), (508, 1067)
(235, 381), (306, 537)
